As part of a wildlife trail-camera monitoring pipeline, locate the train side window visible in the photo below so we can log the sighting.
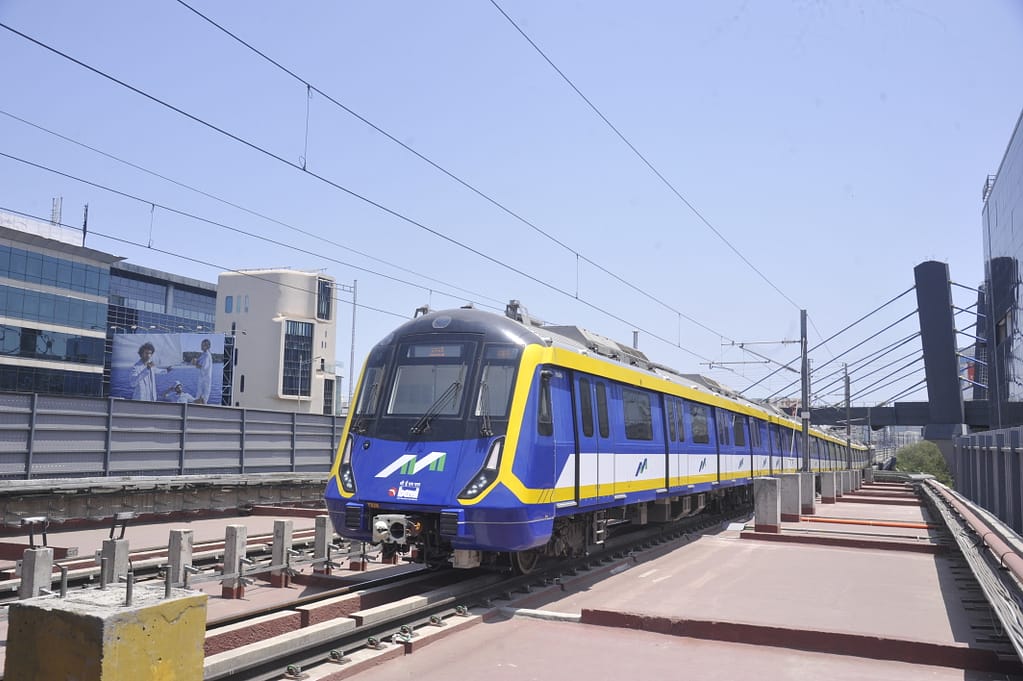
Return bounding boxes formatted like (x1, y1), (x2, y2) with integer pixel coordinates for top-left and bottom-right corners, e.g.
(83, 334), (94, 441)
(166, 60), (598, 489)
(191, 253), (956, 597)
(687, 401), (710, 444)
(717, 409), (731, 446)
(781, 428), (793, 455)
(750, 419), (761, 448)
(667, 397), (677, 442)
(733, 414), (746, 447)
(538, 371), (553, 436)
(579, 378), (594, 438)
(596, 382), (610, 438)
(675, 398), (686, 442)
(623, 388), (653, 440)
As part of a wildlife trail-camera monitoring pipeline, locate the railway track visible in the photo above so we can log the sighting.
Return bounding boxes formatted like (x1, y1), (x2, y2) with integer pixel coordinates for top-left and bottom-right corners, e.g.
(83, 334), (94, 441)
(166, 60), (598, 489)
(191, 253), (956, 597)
(205, 504), (753, 681)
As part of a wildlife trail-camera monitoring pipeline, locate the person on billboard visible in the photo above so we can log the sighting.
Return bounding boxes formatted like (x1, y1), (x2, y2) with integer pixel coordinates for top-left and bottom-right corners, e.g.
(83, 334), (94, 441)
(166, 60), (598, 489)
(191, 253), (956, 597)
(193, 338), (213, 405)
(130, 342), (170, 401)
(163, 381), (196, 404)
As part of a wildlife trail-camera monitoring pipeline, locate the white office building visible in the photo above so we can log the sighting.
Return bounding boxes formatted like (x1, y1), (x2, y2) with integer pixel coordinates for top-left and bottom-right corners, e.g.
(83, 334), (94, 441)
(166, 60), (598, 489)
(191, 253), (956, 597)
(217, 269), (337, 414)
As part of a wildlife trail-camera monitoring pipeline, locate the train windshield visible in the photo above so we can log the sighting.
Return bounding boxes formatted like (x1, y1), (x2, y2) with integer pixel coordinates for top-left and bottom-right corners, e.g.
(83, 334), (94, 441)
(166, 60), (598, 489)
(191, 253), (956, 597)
(386, 342), (470, 416)
(352, 336), (523, 440)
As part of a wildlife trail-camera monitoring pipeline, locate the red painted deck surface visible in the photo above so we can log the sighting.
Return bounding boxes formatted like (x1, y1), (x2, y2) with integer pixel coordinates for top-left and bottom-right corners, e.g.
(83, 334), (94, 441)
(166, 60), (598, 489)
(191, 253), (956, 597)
(351, 481), (1019, 681)
(2, 482), (1020, 680)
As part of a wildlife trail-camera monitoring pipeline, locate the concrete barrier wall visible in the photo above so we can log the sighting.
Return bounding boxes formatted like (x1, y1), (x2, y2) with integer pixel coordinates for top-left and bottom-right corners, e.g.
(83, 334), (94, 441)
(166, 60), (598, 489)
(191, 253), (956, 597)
(0, 391), (342, 480)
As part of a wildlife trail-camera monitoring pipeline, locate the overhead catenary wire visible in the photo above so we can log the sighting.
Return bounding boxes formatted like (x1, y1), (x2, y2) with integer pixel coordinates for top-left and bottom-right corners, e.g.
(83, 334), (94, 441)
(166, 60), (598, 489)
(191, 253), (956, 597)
(0, 153), (503, 315)
(0, 108), (507, 311)
(0, 21), (733, 370)
(0, 148), (730, 372)
(489, 0), (804, 317)
(0, 205), (408, 320)
(171, 0), (733, 343)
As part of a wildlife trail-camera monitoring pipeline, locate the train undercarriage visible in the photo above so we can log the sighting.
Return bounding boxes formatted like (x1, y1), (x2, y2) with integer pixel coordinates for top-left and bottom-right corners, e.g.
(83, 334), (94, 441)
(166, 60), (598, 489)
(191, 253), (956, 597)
(369, 485), (751, 574)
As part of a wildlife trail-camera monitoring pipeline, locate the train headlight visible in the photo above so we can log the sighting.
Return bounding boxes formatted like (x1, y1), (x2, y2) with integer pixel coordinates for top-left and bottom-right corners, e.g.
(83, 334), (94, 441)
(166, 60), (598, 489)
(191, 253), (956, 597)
(458, 437), (503, 500)
(339, 436), (357, 494)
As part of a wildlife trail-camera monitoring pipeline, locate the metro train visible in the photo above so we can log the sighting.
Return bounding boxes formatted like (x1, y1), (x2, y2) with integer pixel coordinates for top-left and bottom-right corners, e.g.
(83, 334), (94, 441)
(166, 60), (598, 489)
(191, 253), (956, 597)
(324, 302), (869, 573)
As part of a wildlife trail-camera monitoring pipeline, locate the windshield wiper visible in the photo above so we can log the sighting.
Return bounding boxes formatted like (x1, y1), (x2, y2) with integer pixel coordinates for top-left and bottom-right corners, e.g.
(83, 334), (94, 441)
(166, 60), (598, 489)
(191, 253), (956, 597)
(410, 381), (461, 435)
(352, 381), (380, 434)
(478, 381), (493, 437)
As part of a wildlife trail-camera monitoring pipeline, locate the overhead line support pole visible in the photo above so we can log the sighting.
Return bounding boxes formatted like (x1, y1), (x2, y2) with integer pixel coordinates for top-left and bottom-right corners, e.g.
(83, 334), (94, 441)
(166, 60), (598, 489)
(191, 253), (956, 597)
(801, 309), (810, 472)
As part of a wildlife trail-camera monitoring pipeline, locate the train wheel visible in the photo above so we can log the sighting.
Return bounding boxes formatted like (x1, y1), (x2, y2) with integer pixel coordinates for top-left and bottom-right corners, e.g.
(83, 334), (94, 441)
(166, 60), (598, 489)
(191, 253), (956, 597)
(512, 548), (542, 575)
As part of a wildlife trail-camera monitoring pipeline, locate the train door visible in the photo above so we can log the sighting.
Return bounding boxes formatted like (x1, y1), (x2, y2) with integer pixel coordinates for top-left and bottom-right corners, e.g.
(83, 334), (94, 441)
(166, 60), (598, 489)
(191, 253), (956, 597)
(683, 400), (717, 488)
(666, 397), (685, 492)
(574, 375), (612, 506)
(769, 423), (782, 474)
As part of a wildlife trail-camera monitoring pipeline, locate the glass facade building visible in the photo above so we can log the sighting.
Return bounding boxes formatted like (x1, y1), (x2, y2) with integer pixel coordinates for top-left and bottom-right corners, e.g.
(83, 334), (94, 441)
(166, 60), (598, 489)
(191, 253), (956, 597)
(106, 262), (220, 400)
(982, 109), (1023, 427)
(0, 221), (116, 396)
(0, 214), (221, 399)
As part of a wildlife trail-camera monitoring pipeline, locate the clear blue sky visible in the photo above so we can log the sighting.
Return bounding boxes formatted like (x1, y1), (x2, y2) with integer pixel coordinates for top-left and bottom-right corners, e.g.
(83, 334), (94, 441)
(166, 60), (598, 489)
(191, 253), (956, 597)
(1, 1), (1021, 405)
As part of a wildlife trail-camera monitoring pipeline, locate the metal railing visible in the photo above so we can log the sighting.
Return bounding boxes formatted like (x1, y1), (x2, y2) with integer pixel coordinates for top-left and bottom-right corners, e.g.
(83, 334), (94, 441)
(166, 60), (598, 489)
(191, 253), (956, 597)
(953, 427), (1023, 534)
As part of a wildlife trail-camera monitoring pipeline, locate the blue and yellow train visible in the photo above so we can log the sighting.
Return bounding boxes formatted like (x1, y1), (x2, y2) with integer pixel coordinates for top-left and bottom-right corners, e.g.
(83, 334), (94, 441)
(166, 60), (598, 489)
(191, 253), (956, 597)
(325, 302), (869, 572)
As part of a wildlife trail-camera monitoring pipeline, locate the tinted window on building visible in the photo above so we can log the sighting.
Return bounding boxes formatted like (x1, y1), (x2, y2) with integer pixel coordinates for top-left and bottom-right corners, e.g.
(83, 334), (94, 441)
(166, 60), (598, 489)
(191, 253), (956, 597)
(282, 320), (314, 396)
(317, 279), (333, 321)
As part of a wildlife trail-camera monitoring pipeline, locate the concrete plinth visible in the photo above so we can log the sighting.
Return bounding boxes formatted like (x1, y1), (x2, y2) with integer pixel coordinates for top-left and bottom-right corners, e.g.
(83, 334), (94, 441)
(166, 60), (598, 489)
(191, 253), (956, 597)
(222, 524), (247, 599)
(799, 472), (816, 515)
(270, 519), (294, 588)
(865, 467), (875, 484)
(100, 538), (129, 585)
(169, 529), (194, 586)
(313, 515), (332, 575)
(753, 477), (781, 533)
(5, 584), (207, 680)
(778, 474), (802, 522)
(821, 472), (838, 504)
(18, 547), (54, 599)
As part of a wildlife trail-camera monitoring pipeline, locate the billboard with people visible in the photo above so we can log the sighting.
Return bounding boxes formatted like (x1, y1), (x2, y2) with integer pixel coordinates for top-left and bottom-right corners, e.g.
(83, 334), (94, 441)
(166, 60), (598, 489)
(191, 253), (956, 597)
(111, 333), (225, 405)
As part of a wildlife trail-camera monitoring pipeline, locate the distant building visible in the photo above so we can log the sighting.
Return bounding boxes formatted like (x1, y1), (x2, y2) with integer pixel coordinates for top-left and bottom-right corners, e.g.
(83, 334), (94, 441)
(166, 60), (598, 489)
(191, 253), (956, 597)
(216, 269), (337, 415)
(0, 214), (116, 395)
(1, 208), (339, 414)
(982, 107), (1023, 427)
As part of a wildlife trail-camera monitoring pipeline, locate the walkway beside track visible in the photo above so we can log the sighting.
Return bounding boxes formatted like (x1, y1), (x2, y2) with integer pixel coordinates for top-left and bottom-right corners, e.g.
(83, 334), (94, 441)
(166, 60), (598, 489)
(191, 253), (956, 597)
(347, 480), (1021, 681)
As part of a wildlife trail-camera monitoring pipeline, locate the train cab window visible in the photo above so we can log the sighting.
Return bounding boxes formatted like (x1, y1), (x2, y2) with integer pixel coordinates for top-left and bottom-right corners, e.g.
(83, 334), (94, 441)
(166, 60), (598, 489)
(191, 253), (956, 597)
(623, 388), (653, 440)
(538, 371), (553, 436)
(355, 365), (384, 415)
(387, 342), (469, 415)
(733, 415), (746, 447)
(687, 401), (710, 444)
(579, 378), (594, 438)
(474, 344), (520, 419)
(596, 382), (610, 438)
